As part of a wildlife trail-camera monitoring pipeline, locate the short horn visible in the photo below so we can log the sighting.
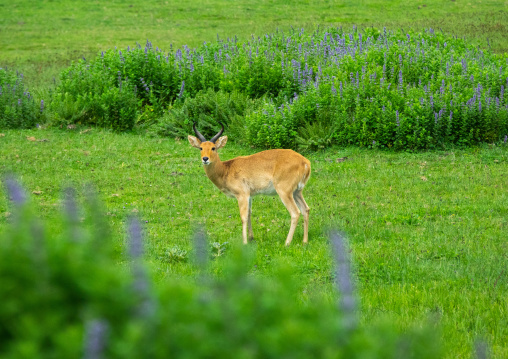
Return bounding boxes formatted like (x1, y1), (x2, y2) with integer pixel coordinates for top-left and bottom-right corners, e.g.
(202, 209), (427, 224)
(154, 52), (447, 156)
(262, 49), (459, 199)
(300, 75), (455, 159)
(210, 122), (225, 143)
(192, 122), (207, 142)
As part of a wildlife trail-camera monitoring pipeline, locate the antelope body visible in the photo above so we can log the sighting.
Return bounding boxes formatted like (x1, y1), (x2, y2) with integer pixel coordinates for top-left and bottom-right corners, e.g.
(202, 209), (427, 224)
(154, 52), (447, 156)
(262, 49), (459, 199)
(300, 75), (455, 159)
(188, 123), (311, 245)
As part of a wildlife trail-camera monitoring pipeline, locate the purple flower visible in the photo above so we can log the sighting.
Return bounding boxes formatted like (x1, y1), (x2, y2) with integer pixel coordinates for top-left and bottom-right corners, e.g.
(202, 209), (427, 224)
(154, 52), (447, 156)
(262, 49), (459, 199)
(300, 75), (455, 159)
(396, 110), (400, 126)
(504, 135), (507, 143)
(40, 100), (44, 112)
(330, 231), (357, 330)
(83, 319), (109, 359)
(178, 80), (185, 99)
(4, 177), (26, 205)
(129, 216), (144, 259)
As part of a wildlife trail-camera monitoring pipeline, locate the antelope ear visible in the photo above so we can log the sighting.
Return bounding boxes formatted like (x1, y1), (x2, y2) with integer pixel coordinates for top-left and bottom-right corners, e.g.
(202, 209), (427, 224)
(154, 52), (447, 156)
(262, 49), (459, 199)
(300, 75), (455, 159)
(188, 135), (202, 149)
(215, 136), (228, 149)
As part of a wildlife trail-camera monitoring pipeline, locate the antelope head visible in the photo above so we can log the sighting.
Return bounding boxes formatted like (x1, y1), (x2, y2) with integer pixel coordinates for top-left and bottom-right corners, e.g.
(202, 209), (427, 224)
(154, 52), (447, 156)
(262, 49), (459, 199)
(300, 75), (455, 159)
(188, 122), (228, 165)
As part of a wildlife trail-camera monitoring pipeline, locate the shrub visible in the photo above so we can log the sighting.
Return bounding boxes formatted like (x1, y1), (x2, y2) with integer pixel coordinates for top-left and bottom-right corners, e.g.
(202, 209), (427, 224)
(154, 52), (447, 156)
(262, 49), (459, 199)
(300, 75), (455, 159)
(241, 27), (508, 150)
(51, 60), (140, 131)
(52, 27), (508, 149)
(0, 179), (443, 358)
(156, 88), (260, 140)
(0, 68), (44, 129)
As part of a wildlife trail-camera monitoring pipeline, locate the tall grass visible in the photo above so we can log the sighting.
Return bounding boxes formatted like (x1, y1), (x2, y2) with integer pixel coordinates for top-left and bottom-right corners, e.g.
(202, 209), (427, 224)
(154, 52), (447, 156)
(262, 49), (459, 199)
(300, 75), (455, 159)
(0, 129), (506, 357)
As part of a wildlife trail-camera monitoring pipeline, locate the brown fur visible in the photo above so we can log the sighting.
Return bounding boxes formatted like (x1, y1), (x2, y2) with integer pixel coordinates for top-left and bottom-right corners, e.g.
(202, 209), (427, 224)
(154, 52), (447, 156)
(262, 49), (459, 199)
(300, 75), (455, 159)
(188, 135), (311, 245)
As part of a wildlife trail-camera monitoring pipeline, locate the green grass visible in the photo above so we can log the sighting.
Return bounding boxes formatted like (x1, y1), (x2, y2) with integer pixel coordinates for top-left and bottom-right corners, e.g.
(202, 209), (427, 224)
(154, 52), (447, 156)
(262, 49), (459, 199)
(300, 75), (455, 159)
(1, 0), (507, 89)
(2, 0), (508, 357)
(1, 129), (507, 358)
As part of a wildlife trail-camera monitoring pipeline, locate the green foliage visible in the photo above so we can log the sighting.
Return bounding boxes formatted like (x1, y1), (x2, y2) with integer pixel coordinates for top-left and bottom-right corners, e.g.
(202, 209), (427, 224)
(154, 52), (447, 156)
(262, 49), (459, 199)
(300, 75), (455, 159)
(156, 88), (259, 140)
(210, 241), (229, 258)
(161, 246), (188, 263)
(0, 184), (442, 358)
(239, 27), (508, 150)
(0, 68), (44, 129)
(50, 27), (508, 149)
(51, 58), (140, 131)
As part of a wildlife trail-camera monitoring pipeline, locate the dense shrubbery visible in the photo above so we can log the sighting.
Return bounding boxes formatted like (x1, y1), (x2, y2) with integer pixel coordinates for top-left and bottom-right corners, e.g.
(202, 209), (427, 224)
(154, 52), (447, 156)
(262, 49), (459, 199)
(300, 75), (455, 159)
(156, 88), (258, 140)
(40, 27), (508, 149)
(4, 26), (508, 150)
(0, 180), (442, 358)
(0, 68), (44, 129)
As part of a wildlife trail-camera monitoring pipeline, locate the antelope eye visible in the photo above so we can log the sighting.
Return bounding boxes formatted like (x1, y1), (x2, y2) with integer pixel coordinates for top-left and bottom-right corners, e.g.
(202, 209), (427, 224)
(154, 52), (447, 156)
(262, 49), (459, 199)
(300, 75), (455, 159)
(212, 147), (216, 151)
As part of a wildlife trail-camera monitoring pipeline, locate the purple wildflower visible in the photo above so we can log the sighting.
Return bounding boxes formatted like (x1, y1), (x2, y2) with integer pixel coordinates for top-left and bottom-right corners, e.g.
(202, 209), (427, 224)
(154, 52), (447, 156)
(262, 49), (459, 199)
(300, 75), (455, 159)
(396, 110), (400, 126)
(4, 177), (26, 205)
(83, 319), (109, 359)
(178, 80), (185, 99)
(504, 135), (507, 143)
(129, 216), (143, 259)
(330, 231), (357, 330)
(40, 100), (44, 113)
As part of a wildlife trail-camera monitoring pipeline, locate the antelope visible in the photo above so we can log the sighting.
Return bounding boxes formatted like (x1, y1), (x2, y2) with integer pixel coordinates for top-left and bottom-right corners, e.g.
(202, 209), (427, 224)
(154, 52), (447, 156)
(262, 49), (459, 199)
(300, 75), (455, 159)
(188, 122), (311, 245)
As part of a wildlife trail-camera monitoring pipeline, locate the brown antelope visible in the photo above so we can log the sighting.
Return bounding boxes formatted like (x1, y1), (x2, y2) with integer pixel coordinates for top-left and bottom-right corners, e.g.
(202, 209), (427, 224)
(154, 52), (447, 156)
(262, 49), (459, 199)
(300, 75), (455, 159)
(188, 122), (311, 245)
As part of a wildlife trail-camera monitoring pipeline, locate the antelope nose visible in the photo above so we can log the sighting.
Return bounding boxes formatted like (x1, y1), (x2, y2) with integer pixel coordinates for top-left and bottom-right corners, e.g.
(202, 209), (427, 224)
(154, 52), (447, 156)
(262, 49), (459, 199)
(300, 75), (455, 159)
(202, 157), (209, 162)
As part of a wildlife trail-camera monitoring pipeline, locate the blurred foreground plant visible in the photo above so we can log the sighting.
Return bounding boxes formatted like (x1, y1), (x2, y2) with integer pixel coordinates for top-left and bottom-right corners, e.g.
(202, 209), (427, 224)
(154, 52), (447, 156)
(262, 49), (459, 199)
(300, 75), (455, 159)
(0, 178), (443, 358)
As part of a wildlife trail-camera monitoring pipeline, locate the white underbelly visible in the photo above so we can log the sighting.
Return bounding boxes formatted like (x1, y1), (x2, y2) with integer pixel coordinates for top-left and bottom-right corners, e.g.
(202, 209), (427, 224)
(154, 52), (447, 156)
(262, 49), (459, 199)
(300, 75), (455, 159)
(251, 181), (277, 196)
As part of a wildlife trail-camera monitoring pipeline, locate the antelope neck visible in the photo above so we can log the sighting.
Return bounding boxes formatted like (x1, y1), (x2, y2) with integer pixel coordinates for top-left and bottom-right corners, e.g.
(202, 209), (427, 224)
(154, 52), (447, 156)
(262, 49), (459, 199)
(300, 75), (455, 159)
(203, 155), (226, 185)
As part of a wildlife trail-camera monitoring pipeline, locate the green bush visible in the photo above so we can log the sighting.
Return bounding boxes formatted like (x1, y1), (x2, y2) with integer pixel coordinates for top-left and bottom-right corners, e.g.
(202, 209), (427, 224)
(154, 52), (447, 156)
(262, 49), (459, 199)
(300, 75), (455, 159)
(242, 28), (508, 150)
(0, 68), (44, 129)
(51, 60), (140, 131)
(157, 88), (260, 140)
(52, 27), (508, 149)
(0, 180), (443, 358)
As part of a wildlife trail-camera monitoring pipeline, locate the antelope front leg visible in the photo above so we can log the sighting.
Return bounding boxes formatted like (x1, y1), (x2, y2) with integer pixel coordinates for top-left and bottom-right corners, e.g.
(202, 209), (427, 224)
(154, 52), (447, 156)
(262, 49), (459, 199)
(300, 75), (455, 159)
(237, 195), (250, 244)
(247, 197), (254, 241)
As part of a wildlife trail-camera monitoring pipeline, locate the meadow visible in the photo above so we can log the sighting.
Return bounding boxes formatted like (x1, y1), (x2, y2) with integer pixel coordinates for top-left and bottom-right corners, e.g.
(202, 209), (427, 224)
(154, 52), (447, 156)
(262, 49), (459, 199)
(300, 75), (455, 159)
(1, 0), (508, 358)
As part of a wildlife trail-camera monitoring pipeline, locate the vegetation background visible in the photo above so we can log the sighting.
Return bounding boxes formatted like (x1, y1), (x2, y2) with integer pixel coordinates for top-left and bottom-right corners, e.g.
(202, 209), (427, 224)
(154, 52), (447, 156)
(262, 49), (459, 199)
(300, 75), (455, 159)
(1, 0), (507, 358)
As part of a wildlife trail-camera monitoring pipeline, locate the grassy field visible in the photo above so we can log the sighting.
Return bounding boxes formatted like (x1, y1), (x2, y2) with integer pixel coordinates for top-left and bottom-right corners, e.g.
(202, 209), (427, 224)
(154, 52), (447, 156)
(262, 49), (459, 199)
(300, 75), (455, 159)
(1, 0), (507, 89)
(1, 0), (508, 357)
(1, 129), (507, 358)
